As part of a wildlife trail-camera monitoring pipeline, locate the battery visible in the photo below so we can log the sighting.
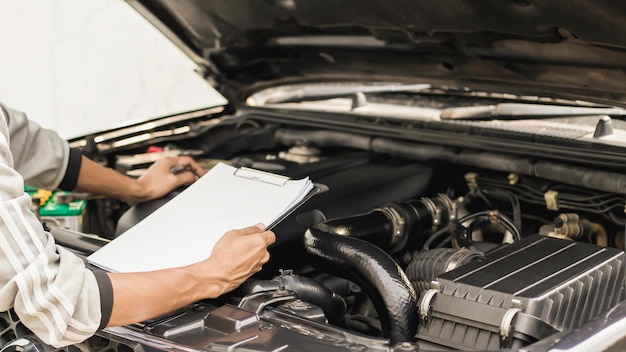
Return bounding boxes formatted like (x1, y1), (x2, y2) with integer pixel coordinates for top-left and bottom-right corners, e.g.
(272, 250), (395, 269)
(25, 187), (87, 232)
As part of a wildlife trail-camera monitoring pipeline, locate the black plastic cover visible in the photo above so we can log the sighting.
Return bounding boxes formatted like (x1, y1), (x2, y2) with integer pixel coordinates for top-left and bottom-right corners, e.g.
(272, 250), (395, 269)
(418, 235), (625, 351)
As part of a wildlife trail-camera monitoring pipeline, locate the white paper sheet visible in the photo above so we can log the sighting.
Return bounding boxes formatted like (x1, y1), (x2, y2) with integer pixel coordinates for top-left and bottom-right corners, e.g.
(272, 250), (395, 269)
(86, 162), (314, 273)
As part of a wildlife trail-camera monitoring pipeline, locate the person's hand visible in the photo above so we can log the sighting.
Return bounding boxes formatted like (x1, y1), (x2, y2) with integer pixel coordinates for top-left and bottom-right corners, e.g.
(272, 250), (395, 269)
(106, 224), (275, 326)
(135, 156), (206, 202)
(190, 224), (276, 298)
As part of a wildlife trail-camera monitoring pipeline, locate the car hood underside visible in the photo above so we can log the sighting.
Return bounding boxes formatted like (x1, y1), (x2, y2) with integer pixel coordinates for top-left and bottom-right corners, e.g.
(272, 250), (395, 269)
(130, 0), (626, 105)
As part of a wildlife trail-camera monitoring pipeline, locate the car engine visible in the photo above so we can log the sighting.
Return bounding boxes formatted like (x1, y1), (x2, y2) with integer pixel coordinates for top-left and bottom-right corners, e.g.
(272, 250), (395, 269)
(1, 115), (625, 352)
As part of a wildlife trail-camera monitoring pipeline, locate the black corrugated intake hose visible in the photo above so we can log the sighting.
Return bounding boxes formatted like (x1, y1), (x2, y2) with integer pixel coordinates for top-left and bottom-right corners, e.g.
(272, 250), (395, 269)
(405, 248), (484, 295)
(304, 227), (418, 345)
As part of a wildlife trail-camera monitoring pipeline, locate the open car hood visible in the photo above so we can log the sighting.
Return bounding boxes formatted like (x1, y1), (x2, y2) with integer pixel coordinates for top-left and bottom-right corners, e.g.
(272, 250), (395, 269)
(127, 0), (626, 106)
(5, 2), (626, 352)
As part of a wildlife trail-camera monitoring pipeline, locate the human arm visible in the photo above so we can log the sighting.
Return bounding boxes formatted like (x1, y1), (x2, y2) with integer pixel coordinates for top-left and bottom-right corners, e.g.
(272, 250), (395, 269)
(74, 155), (205, 204)
(4, 101), (205, 204)
(1, 103), (274, 346)
(105, 224), (275, 326)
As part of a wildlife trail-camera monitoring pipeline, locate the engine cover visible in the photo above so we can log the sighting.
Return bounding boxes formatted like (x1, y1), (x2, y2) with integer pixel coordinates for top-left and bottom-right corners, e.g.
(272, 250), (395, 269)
(417, 234), (625, 351)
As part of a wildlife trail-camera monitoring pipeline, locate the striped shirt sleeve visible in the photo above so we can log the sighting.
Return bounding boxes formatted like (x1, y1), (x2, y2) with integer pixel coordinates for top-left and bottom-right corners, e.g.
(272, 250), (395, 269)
(0, 105), (105, 348)
(1, 103), (74, 190)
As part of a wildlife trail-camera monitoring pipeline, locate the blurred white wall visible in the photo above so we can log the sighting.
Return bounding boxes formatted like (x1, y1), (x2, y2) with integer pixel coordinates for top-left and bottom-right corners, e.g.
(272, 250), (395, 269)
(0, 0), (226, 139)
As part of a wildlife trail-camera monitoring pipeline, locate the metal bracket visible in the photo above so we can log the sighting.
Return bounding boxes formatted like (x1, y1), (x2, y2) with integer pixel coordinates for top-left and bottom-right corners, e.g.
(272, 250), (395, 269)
(238, 290), (297, 315)
(544, 190), (560, 211)
(465, 172), (479, 191)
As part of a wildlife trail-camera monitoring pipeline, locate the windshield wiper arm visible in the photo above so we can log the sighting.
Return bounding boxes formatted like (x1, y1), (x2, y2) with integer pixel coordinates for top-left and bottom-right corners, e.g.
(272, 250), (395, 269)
(440, 103), (625, 120)
(263, 83), (431, 104)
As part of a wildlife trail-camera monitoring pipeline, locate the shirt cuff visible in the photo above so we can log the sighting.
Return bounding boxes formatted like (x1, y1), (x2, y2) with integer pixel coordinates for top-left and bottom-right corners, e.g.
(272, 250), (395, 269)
(91, 269), (113, 330)
(58, 148), (83, 190)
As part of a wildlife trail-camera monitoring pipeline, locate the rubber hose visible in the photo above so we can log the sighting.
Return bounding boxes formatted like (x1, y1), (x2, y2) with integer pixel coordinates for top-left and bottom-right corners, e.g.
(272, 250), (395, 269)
(273, 275), (347, 324)
(275, 128), (626, 195)
(274, 128), (373, 150)
(534, 161), (626, 195)
(312, 210), (397, 251)
(590, 222), (609, 247)
(304, 227), (418, 345)
(312, 200), (436, 253)
(242, 276), (347, 324)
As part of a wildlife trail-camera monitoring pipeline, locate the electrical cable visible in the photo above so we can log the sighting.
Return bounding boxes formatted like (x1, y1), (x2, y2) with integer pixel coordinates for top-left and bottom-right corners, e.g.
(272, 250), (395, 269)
(422, 223), (455, 251)
(456, 210), (521, 247)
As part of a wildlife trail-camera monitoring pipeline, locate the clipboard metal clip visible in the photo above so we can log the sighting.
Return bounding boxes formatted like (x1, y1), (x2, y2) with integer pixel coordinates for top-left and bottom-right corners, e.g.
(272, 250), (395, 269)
(233, 167), (290, 186)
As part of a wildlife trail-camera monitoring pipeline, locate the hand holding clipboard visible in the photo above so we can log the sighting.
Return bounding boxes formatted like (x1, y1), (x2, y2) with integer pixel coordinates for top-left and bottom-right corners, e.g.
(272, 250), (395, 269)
(87, 162), (318, 272)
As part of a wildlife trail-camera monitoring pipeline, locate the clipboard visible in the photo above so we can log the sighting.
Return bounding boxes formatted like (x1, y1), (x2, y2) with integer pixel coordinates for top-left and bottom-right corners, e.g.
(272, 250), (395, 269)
(233, 167), (290, 186)
(231, 166), (321, 229)
(86, 162), (318, 273)
(229, 166), (322, 230)
(266, 185), (321, 230)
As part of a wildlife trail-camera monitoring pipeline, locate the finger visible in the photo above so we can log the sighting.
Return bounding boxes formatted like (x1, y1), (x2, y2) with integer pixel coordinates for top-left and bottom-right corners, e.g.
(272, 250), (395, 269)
(192, 161), (207, 177)
(176, 156), (206, 177)
(255, 223), (265, 231)
(261, 230), (276, 246)
(237, 225), (268, 236)
(174, 171), (198, 186)
(261, 250), (271, 263)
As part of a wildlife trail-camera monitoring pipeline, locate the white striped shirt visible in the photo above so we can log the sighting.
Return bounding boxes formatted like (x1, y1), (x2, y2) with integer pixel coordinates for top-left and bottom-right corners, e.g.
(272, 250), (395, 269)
(0, 102), (109, 348)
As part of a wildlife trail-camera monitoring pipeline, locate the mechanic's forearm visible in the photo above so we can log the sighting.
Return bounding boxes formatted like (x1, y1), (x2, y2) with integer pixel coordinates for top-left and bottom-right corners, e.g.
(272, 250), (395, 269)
(105, 261), (226, 326)
(74, 155), (203, 204)
(74, 156), (147, 203)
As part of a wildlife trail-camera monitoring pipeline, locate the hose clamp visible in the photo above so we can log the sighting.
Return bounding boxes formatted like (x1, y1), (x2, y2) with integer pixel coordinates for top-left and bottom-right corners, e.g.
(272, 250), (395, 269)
(420, 197), (440, 228)
(419, 286), (440, 323)
(379, 206), (406, 252)
(436, 193), (457, 223)
(500, 307), (521, 347)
